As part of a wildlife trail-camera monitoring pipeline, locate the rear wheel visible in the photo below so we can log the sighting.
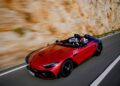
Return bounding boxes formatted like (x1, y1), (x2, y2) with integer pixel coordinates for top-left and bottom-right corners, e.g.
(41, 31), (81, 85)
(60, 60), (73, 77)
(95, 43), (103, 56)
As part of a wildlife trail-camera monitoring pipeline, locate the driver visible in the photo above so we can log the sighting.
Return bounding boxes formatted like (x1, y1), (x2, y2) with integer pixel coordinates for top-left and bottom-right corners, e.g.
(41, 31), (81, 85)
(68, 34), (81, 45)
(69, 34), (88, 46)
(80, 36), (88, 45)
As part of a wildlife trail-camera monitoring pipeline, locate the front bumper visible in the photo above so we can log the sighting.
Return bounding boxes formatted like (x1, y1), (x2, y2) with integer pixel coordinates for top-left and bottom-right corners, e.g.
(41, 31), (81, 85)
(27, 66), (56, 79)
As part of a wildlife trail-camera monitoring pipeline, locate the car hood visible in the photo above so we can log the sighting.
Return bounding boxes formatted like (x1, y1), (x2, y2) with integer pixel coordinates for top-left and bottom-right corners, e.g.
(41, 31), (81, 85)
(30, 44), (75, 66)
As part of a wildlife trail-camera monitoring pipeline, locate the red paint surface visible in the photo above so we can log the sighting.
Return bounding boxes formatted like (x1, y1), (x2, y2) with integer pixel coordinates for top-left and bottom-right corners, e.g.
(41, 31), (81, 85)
(28, 41), (97, 77)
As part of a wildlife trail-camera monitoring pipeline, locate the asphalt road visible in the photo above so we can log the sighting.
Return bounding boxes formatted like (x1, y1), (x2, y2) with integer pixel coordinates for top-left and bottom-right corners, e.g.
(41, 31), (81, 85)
(0, 33), (120, 86)
(99, 60), (120, 86)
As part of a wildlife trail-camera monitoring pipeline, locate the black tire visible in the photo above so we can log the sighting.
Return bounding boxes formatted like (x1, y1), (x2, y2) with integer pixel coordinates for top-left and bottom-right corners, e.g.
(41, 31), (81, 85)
(95, 42), (103, 56)
(60, 60), (73, 77)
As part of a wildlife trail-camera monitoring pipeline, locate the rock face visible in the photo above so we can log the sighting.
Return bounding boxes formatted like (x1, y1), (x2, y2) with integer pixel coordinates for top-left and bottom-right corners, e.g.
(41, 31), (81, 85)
(0, 0), (120, 70)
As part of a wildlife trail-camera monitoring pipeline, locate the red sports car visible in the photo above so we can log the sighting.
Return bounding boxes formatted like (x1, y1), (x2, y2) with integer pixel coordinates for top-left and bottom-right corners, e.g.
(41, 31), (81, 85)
(25, 34), (103, 79)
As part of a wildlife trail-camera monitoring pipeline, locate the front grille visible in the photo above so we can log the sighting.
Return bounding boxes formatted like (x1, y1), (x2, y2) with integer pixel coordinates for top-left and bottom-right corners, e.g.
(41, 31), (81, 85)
(27, 66), (55, 78)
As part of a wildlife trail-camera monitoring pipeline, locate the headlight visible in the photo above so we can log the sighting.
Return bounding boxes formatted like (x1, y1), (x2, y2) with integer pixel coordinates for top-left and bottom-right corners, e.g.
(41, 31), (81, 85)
(43, 62), (59, 68)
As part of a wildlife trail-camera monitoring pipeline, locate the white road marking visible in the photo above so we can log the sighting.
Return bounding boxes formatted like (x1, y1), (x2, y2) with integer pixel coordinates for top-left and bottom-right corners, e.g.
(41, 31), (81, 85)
(100, 31), (120, 40)
(0, 64), (27, 76)
(0, 32), (119, 77)
(28, 70), (35, 76)
(90, 55), (120, 86)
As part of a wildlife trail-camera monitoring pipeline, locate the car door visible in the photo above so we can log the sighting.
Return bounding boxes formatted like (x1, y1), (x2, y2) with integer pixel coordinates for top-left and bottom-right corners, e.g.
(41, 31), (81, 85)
(84, 41), (97, 59)
(72, 46), (87, 64)
(72, 41), (97, 64)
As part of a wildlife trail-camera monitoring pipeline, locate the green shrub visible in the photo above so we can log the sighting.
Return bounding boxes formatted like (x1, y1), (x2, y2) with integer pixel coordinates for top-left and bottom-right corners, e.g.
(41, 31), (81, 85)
(13, 27), (25, 36)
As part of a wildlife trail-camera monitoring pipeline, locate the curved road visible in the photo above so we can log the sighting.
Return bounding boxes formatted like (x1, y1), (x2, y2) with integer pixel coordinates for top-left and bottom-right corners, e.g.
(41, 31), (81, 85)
(0, 33), (120, 86)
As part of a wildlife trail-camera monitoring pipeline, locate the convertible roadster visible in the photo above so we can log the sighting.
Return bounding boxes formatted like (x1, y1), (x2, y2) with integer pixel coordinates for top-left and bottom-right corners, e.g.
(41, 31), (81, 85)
(25, 34), (103, 79)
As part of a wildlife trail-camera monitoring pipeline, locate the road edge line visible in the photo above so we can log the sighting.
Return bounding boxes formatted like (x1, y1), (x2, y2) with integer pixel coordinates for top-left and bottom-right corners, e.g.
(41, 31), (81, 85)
(0, 64), (27, 76)
(90, 55), (120, 86)
(99, 31), (120, 40)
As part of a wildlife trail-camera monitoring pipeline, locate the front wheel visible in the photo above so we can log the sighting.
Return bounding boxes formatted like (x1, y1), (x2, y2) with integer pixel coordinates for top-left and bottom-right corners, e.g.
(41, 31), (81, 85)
(60, 60), (73, 77)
